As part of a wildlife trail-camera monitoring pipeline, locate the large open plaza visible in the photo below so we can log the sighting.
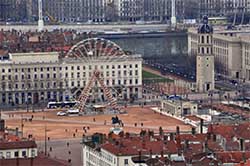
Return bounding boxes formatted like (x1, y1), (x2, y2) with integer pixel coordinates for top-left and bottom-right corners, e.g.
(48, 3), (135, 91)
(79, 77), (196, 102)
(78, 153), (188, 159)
(3, 106), (191, 141)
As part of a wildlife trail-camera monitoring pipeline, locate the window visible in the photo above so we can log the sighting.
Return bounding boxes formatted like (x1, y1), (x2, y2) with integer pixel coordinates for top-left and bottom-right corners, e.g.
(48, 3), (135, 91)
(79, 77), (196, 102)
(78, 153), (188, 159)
(77, 66), (80, 70)
(14, 151), (19, 157)
(124, 159), (128, 165)
(71, 66), (74, 70)
(112, 65), (115, 69)
(40, 74), (43, 79)
(2, 69), (5, 73)
(135, 70), (138, 76)
(40, 68), (43, 72)
(130, 64), (132, 68)
(53, 67), (56, 71)
(6, 152), (11, 158)
(135, 64), (138, 68)
(31, 149), (36, 157)
(28, 68), (30, 72)
(22, 151), (26, 157)
(8, 69), (11, 73)
(135, 79), (138, 84)
(34, 68), (37, 72)
(47, 74), (50, 79)
(0, 152), (3, 159)
(53, 74), (56, 78)
(47, 67), (50, 71)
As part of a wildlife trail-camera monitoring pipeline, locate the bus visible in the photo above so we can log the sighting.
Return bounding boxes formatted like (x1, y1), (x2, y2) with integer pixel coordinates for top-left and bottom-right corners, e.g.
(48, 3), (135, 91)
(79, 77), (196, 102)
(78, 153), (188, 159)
(63, 101), (78, 108)
(47, 102), (63, 109)
(47, 101), (78, 109)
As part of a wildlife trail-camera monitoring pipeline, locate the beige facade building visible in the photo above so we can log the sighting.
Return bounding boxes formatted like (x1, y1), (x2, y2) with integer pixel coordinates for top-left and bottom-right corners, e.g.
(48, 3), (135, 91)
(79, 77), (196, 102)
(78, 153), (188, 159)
(0, 40), (143, 107)
(188, 27), (250, 82)
(161, 99), (198, 117)
(0, 141), (37, 159)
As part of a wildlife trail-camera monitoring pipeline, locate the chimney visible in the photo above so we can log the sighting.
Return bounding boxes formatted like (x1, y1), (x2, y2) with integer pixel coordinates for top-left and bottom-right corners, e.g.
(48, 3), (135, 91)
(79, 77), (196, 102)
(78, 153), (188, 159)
(176, 126), (180, 135)
(0, 119), (5, 132)
(15, 127), (19, 136)
(161, 151), (164, 158)
(240, 138), (245, 151)
(170, 133), (174, 141)
(125, 132), (130, 139)
(191, 127), (196, 135)
(203, 140), (208, 153)
(207, 132), (211, 140)
(142, 140), (146, 149)
(213, 134), (216, 142)
(149, 149), (153, 158)
(185, 140), (189, 150)
(200, 119), (204, 134)
(139, 151), (142, 162)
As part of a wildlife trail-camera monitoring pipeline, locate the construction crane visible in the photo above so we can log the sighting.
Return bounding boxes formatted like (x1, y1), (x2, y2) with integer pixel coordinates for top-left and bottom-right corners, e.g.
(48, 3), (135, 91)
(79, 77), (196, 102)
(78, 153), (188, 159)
(77, 70), (118, 112)
(45, 11), (59, 25)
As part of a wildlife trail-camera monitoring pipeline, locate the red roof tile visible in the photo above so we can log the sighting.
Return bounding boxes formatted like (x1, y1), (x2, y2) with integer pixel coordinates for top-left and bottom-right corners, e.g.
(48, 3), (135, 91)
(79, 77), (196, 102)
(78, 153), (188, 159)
(0, 141), (37, 150)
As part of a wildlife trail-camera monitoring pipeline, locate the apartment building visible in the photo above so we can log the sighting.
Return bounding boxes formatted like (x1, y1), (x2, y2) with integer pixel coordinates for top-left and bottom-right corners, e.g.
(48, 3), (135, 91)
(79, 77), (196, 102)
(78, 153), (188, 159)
(188, 27), (250, 81)
(0, 39), (142, 106)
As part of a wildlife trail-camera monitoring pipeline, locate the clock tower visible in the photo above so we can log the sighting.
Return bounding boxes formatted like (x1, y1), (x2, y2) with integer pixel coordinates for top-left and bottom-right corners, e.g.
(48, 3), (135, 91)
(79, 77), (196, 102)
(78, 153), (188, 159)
(196, 16), (215, 92)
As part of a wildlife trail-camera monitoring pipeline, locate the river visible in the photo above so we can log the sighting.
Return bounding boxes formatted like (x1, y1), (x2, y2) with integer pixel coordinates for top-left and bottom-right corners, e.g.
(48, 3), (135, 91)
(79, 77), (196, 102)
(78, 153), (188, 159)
(110, 35), (196, 80)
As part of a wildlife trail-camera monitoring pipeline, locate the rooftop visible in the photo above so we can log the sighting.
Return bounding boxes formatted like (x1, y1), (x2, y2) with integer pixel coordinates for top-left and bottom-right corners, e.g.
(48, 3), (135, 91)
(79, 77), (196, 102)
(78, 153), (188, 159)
(0, 140), (37, 150)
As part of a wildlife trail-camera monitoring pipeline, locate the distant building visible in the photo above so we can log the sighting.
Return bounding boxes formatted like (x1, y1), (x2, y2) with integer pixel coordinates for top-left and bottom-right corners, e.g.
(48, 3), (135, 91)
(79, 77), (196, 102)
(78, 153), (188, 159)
(188, 26), (250, 82)
(161, 99), (198, 117)
(196, 16), (215, 92)
(0, 119), (69, 166)
(0, 38), (142, 107)
(82, 122), (250, 166)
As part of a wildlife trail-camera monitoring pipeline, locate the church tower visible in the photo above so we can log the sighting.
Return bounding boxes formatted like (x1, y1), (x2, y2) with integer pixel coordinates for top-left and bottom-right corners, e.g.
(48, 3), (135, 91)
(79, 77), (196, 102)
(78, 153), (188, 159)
(196, 16), (215, 92)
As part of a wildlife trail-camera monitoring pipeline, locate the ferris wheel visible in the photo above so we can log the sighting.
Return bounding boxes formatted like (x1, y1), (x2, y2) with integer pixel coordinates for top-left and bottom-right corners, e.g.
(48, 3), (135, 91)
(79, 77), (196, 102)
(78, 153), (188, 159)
(65, 38), (128, 112)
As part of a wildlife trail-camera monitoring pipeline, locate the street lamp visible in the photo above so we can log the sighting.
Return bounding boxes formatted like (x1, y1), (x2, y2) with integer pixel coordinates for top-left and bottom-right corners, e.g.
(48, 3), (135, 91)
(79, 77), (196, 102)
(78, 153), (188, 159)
(26, 95), (32, 112)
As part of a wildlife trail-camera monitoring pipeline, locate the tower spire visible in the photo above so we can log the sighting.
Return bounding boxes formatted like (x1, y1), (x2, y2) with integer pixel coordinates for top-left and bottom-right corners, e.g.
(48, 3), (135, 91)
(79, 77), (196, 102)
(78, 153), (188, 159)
(171, 0), (177, 28)
(38, 0), (44, 32)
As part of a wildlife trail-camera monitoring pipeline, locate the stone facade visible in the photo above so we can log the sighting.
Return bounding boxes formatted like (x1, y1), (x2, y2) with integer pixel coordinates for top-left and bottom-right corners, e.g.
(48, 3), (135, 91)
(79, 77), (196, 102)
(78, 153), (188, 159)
(0, 52), (142, 107)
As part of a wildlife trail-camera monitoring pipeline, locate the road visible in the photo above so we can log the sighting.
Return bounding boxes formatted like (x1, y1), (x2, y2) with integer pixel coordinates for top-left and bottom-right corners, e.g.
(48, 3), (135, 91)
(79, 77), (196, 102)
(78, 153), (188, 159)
(0, 23), (170, 32)
(37, 138), (82, 166)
